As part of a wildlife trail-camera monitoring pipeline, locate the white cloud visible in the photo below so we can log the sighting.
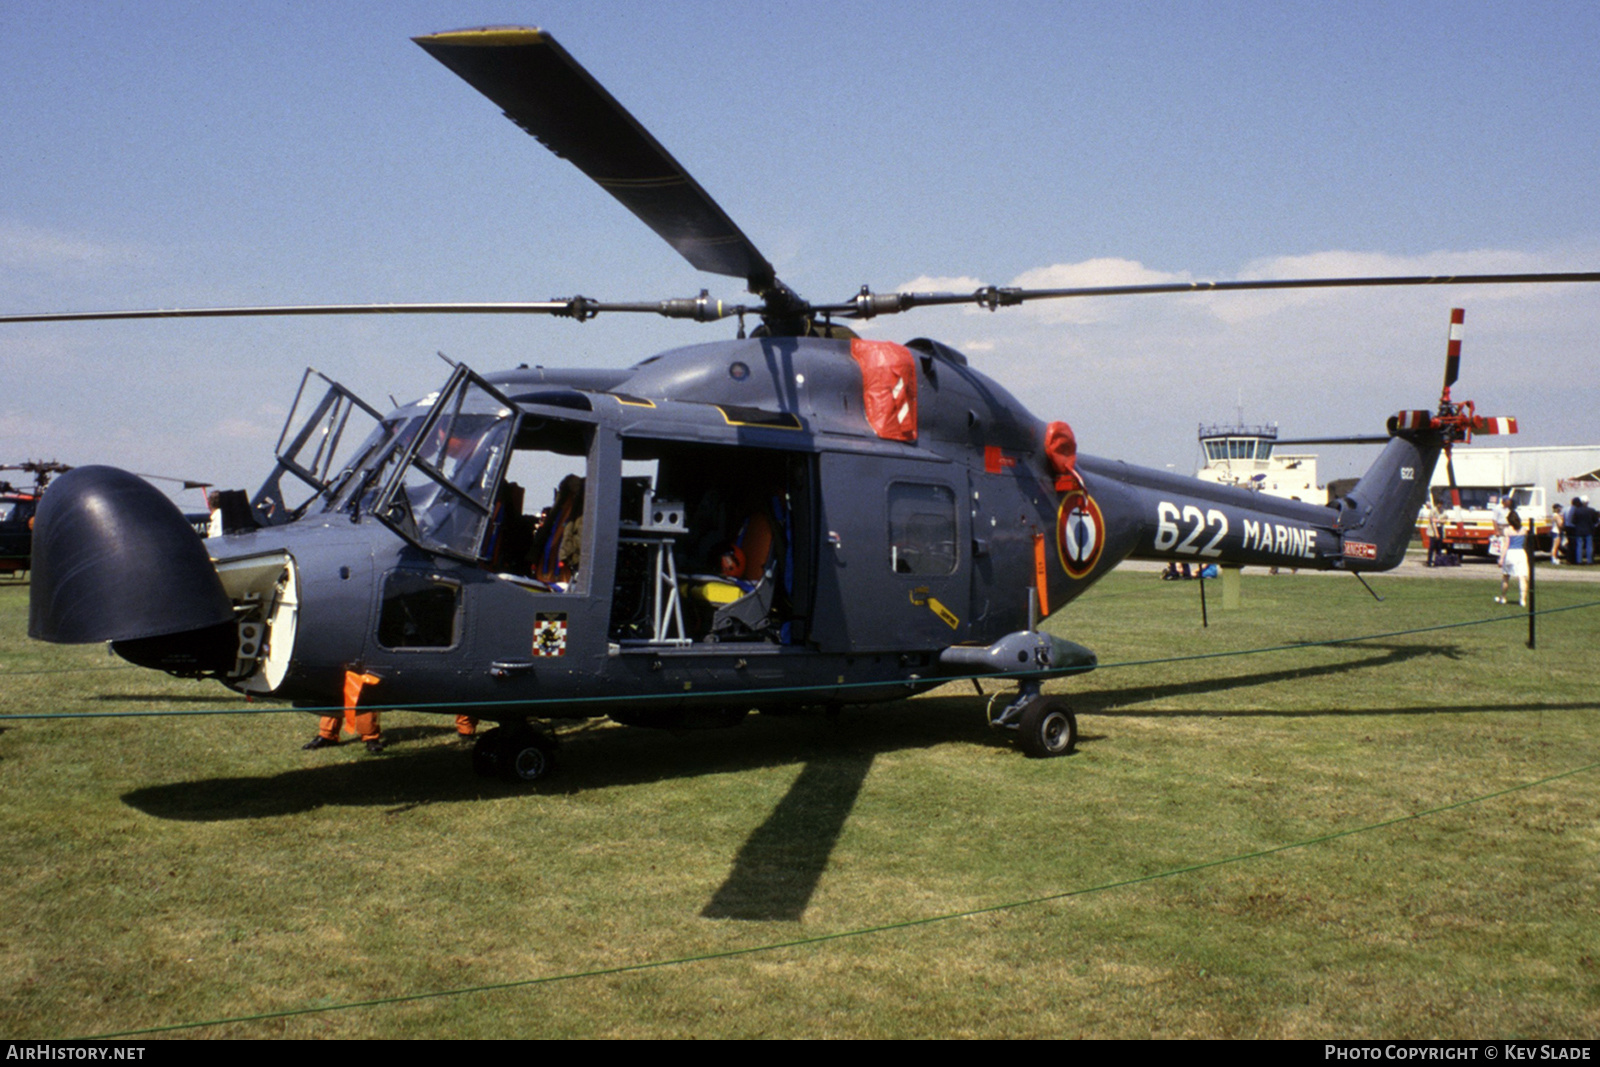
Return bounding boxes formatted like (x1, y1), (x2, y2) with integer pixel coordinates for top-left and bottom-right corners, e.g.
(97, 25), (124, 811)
(0, 220), (140, 277)
(1006, 258), (1192, 325)
(896, 247), (1600, 477)
(896, 275), (985, 293)
(211, 416), (277, 441)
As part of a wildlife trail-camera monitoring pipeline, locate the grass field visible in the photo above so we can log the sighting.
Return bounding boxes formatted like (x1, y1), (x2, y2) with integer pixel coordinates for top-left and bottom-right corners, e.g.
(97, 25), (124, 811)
(1, 567), (1597, 1039)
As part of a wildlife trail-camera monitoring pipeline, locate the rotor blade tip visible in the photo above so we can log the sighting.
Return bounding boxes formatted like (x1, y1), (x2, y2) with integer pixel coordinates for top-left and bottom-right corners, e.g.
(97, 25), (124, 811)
(413, 26), (547, 48)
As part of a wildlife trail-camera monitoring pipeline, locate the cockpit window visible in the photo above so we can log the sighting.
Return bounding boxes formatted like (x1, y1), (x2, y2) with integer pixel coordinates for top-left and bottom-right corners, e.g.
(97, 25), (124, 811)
(323, 416), (424, 516)
(372, 365), (517, 562)
(254, 368), (384, 520)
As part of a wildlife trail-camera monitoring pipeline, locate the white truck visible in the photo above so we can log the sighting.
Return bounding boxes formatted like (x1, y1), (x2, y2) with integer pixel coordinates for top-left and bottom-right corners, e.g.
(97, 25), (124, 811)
(1417, 445), (1600, 558)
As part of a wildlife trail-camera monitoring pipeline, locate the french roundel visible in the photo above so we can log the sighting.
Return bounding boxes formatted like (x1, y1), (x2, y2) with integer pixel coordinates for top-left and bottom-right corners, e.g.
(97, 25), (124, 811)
(1055, 489), (1105, 580)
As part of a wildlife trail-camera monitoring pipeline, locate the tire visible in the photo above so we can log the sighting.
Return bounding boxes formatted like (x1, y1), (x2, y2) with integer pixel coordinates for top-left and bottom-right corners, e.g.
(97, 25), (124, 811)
(471, 727), (505, 778)
(1017, 697), (1077, 758)
(500, 728), (557, 783)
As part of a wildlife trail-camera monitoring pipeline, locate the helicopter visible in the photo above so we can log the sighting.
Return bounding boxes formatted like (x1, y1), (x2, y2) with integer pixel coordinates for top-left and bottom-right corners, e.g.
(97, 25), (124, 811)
(0, 461), (216, 576)
(0, 461), (73, 576)
(11, 27), (1600, 781)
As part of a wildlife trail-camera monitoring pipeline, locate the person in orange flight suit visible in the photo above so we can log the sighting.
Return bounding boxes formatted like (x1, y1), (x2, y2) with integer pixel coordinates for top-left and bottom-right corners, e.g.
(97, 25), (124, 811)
(303, 667), (384, 754)
(719, 495), (777, 584)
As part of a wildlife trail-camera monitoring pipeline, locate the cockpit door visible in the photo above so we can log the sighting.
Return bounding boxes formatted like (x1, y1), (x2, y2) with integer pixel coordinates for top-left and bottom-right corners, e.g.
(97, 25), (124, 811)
(372, 364), (519, 563)
(254, 368), (385, 520)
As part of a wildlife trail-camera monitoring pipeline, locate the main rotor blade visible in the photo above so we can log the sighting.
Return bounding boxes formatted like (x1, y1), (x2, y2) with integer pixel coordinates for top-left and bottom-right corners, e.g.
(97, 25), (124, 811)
(415, 27), (779, 298)
(0, 301), (574, 324)
(830, 271), (1600, 319)
(1273, 435), (1392, 446)
(0, 297), (744, 325)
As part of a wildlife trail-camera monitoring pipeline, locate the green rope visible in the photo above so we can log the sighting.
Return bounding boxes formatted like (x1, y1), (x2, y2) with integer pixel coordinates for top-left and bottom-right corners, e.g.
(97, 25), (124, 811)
(83, 757), (1600, 1039)
(5, 597), (1597, 722)
(0, 664), (135, 676)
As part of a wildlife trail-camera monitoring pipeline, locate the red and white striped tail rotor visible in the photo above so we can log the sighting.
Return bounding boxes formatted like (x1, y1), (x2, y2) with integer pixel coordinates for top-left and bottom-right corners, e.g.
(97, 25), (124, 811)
(1471, 415), (1518, 436)
(1417, 307), (1519, 505)
(1442, 307), (1464, 394)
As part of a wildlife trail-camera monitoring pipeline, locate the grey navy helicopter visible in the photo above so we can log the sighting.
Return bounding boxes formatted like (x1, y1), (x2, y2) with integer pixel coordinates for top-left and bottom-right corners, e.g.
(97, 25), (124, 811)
(11, 28), (1599, 781)
(0, 462), (72, 576)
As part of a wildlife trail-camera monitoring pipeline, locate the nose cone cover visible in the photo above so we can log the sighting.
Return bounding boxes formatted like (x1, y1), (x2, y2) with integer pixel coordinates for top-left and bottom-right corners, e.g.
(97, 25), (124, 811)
(28, 466), (234, 643)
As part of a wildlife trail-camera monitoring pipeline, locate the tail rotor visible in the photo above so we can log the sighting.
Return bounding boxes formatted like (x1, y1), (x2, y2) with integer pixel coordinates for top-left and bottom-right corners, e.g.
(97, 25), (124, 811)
(1416, 308), (1518, 506)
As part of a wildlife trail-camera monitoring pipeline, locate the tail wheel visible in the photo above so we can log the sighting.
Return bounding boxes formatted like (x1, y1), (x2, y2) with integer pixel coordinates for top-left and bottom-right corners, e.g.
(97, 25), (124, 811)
(1017, 696), (1077, 758)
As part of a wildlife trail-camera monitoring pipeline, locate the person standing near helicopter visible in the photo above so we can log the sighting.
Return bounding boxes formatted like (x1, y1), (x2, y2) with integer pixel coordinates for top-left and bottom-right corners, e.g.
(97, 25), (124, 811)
(1568, 497), (1597, 565)
(1496, 508), (1529, 606)
(303, 667), (385, 754)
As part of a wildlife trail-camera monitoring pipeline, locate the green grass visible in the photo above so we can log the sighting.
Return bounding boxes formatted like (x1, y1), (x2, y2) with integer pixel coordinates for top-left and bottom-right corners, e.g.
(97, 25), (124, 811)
(0, 569), (1596, 1038)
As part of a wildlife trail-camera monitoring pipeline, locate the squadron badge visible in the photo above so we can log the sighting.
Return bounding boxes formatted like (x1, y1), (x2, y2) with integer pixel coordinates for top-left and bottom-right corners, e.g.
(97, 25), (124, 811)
(533, 613), (569, 657)
(1055, 488), (1105, 580)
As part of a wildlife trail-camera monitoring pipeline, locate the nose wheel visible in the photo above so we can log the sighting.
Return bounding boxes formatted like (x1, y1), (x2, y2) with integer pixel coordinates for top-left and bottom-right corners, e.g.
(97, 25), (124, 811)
(471, 723), (558, 782)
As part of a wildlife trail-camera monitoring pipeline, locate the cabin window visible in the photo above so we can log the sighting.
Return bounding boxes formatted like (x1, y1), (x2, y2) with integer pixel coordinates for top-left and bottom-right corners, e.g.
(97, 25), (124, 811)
(887, 482), (958, 575)
(377, 571), (461, 649)
(488, 416), (597, 593)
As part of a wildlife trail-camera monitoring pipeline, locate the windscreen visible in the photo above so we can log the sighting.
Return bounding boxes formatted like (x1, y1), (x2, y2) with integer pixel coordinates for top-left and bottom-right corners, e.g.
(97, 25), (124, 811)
(372, 367), (517, 561)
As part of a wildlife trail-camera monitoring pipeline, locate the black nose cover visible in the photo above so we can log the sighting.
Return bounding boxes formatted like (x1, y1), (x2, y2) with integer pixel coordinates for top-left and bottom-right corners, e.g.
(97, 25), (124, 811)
(28, 466), (234, 648)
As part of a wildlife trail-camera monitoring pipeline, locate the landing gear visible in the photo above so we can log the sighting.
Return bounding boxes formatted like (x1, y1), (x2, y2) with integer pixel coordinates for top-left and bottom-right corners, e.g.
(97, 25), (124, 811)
(990, 683), (1078, 759)
(1016, 695), (1077, 758)
(471, 723), (558, 782)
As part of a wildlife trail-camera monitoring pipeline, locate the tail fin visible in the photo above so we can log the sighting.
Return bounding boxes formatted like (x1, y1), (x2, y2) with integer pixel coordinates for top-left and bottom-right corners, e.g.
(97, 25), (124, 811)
(1334, 432), (1442, 570)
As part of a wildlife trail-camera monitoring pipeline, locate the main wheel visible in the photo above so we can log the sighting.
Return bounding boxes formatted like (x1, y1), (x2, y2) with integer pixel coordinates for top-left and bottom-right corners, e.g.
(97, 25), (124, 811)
(471, 727), (505, 778)
(500, 728), (557, 783)
(1017, 697), (1077, 758)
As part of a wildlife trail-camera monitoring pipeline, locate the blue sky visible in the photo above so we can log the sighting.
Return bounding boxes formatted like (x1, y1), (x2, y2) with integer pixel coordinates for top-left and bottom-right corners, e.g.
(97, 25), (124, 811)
(4, 0), (1598, 495)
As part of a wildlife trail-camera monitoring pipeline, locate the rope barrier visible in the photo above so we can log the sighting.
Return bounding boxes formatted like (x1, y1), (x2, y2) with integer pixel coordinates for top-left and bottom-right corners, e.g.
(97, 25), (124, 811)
(4, 597), (1598, 722)
(82, 757), (1600, 1039)
(1, 664), (136, 677)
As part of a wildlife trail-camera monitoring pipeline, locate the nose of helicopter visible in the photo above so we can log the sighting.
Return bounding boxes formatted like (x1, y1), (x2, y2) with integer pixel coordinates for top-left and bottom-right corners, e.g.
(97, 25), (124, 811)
(28, 466), (235, 647)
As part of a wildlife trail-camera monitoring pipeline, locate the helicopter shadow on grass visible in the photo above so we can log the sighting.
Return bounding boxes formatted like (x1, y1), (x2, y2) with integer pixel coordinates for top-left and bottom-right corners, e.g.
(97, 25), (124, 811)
(92, 693), (256, 705)
(119, 698), (1011, 818)
(1072, 640), (1449, 716)
(120, 696), (1016, 921)
(1070, 639), (1592, 718)
(116, 641), (1490, 922)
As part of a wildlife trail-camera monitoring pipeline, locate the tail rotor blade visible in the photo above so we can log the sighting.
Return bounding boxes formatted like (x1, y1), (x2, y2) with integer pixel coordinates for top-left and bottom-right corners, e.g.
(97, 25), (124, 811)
(1470, 416), (1519, 436)
(1443, 307), (1464, 394)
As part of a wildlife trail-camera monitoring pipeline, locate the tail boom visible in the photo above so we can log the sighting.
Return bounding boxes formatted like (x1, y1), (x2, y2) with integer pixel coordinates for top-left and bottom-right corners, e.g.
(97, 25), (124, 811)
(1074, 428), (1442, 577)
